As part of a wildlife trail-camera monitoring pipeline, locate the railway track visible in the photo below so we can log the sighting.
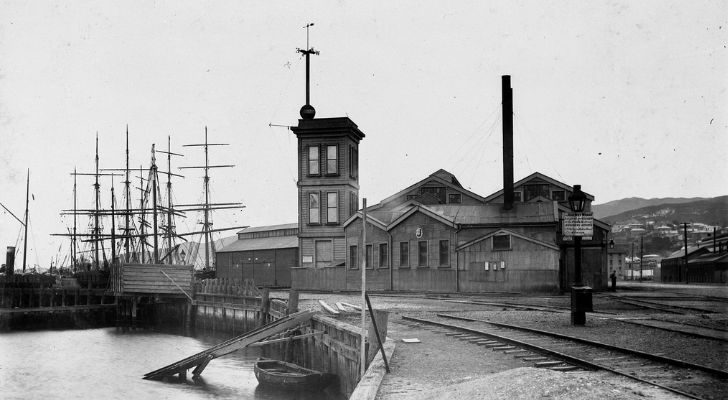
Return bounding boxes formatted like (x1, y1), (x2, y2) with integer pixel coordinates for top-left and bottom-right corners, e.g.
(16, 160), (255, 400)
(402, 313), (728, 400)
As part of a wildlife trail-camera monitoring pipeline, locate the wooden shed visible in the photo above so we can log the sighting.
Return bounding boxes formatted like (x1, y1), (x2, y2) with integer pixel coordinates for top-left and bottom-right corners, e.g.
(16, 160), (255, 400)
(111, 263), (193, 297)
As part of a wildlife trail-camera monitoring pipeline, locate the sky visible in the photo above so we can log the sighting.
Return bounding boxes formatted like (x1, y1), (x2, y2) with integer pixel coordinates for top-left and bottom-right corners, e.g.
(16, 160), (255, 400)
(1, 1), (726, 270)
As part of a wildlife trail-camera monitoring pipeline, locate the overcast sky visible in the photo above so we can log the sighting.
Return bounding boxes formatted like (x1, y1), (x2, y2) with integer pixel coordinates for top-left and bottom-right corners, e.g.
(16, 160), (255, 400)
(1, 1), (726, 269)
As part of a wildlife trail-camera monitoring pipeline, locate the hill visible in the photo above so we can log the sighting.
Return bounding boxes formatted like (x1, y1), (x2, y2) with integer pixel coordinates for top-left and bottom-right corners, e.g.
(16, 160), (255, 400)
(593, 197), (708, 219)
(601, 196), (728, 227)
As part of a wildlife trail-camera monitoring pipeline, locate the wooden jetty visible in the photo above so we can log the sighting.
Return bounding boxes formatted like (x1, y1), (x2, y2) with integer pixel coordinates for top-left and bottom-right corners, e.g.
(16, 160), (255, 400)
(143, 309), (314, 380)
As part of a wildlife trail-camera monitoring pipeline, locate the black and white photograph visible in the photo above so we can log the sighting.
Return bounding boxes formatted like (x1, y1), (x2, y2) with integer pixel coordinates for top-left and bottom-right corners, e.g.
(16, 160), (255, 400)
(1, 1), (726, 399)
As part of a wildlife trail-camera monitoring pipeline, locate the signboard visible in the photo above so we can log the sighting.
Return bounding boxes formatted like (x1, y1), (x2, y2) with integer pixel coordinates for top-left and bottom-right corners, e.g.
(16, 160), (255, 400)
(563, 212), (594, 237)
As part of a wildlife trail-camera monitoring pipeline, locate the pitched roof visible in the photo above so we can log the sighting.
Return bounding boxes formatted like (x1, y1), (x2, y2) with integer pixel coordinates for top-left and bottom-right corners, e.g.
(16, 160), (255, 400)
(456, 228), (560, 251)
(426, 202), (558, 225)
(344, 201), (557, 231)
(217, 236), (298, 253)
(482, 172), (595, 202)
(236, 223), (298, 234)
(370, 169), (486, 210)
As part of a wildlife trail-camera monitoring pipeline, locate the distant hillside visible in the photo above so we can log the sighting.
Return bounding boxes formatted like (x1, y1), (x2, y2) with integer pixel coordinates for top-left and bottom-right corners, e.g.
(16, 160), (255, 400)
(601, 196), (728, 227)
(593, 197), (708, 219)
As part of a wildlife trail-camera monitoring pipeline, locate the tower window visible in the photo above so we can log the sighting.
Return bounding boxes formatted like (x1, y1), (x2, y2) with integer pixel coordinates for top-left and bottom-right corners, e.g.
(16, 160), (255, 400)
(326, 145), (338, 175)
(327, 192), (338, 224)
(349, 146), (358, 179)
(309, 192), (320, 224)
(308, 146), (320, 175)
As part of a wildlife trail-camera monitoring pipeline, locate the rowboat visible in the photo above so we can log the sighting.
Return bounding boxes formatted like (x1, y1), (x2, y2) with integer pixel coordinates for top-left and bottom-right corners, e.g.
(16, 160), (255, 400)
(253, 358), (335, 391)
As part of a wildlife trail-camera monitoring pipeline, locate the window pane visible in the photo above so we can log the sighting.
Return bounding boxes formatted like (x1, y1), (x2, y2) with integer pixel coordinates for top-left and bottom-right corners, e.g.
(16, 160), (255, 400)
(418, 241), (427, 266)
(309, 146), (319, 175)
(379, 243), (389, 268)
(493, 234), (511, 250)
(350, 245), (358, 269)
(439, 240), (449, 266)
(448, 194), (461, 204)
(551, 190), (565, 201)
(309, 193), (320, 224)
(399, 242), (409, 267)
(327, 192), (338, 223)
(366, 245), (373, 269)
(327, 145), (337, 174)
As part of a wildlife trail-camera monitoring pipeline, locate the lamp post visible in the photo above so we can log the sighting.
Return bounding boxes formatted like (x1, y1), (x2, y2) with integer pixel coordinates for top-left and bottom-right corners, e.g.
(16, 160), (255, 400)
(567, 185), (591, 326)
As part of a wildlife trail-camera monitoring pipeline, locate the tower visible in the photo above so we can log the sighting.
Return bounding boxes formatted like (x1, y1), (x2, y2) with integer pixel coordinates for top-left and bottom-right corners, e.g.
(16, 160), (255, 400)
(291, 25), (365, 270)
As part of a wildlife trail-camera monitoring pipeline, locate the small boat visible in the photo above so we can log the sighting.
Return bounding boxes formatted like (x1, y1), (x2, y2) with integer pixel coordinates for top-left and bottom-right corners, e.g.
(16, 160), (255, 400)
(253, 358), (335, 391)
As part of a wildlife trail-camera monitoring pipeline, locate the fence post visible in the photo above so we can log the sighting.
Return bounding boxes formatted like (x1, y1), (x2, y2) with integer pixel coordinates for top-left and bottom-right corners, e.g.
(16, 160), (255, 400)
(259, 288), (270, 324)
(287, 289), (299, 315)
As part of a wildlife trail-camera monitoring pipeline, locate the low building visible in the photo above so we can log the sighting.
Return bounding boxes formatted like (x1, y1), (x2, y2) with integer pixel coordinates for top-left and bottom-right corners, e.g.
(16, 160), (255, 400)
(215, 224), (298, 287)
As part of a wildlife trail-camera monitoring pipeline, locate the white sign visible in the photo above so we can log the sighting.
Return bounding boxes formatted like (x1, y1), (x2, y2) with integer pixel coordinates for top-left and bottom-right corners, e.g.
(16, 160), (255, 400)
(563, 212), (594, 237)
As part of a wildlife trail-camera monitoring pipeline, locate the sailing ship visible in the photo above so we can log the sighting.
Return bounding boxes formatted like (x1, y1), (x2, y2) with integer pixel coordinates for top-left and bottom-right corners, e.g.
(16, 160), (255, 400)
(53, 127), (246, 278)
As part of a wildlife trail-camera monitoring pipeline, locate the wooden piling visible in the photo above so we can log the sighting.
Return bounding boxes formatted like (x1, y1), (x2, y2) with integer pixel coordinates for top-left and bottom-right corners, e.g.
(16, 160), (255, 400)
(288, 289), (299, 315)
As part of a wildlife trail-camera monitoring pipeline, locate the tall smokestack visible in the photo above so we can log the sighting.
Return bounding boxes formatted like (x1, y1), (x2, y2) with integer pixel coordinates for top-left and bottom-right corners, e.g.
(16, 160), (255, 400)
(502, 75), (514, 210)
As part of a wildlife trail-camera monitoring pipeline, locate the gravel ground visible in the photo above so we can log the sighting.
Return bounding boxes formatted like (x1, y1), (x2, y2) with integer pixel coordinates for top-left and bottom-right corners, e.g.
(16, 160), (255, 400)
(272, 289), (727, 399)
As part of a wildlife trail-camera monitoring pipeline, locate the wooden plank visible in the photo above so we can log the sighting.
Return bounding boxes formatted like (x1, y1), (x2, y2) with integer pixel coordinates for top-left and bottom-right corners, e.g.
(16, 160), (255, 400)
(144, 310), (313, 380)
(318, 300), (340, 315)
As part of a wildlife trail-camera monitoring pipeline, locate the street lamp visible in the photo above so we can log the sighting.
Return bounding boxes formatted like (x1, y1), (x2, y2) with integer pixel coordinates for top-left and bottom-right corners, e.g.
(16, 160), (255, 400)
(568, 184), (591, 326)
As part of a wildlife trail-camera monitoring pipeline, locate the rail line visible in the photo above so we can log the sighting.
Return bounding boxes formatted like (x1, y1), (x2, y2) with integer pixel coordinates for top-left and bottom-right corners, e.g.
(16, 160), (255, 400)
(402, 313), (727, 400)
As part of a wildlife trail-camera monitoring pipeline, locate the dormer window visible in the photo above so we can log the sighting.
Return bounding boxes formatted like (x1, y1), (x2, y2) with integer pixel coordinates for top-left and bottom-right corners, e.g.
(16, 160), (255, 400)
(551, 190), (565, 201)
(448, 193), (462, 204)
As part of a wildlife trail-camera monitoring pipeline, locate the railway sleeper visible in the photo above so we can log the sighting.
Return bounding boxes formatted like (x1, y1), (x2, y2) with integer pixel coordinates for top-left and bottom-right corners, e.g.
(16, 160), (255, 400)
(535, 361), (564, 368)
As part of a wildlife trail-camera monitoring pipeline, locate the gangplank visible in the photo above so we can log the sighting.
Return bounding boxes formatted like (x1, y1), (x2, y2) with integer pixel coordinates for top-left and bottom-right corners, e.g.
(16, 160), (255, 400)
(143, 310), (313, 380)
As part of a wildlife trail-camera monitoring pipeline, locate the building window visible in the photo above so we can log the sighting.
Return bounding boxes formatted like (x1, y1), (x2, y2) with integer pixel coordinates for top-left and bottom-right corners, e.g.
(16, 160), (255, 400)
(327, 192), (338, 224)
(350, 245), (358, 269)
(448, 194), (461, 204)
(365, 245), (373, 269)
(551, 190), (565, 201)
(308, 146), (320, 175)
(513, 191), (522, 202)
(420, 186), (446, 203)
(418, 241), (428, 266)
(315, 240), (332, 268)
(379, 243), (389, 269)
(349, 146), (358, 179)
(439, 240), (449, 266)
(523, 184), (549, 201)
(492, 234), (511, 251)
(399, 242), (409, 267)
(406, 194), (418, 201)
(326, 145), (338, 175)
(349, 192), (358, 217)
(309, 193), (320, 224)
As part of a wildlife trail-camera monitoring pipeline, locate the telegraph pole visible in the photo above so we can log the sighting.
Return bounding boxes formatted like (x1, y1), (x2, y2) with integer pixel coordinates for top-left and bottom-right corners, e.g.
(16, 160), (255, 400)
(683, 222), (689, 283)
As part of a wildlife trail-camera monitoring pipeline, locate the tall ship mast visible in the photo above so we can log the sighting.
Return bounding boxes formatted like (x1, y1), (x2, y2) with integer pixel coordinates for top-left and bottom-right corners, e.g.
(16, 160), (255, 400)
(179, 127), (246, 271)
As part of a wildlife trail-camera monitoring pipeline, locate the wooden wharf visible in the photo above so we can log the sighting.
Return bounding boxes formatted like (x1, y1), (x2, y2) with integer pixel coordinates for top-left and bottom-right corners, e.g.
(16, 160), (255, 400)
(143, 310), (314, 380)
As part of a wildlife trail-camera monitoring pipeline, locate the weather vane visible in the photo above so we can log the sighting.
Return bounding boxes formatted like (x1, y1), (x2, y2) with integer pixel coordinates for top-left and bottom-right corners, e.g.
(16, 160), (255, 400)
(296, 22), (319, 119)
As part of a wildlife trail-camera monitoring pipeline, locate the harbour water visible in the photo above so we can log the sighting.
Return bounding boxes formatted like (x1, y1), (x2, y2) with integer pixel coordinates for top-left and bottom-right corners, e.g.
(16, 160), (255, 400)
(0, 328), (343, 400)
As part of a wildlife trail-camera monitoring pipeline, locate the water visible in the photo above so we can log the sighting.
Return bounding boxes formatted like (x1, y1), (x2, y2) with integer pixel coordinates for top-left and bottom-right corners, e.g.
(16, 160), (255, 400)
(0, 328), (343, 400)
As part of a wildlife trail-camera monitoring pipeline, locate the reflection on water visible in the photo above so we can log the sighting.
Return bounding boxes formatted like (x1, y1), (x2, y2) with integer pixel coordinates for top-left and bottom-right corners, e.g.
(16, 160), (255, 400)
(0, 328), (343, 400)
